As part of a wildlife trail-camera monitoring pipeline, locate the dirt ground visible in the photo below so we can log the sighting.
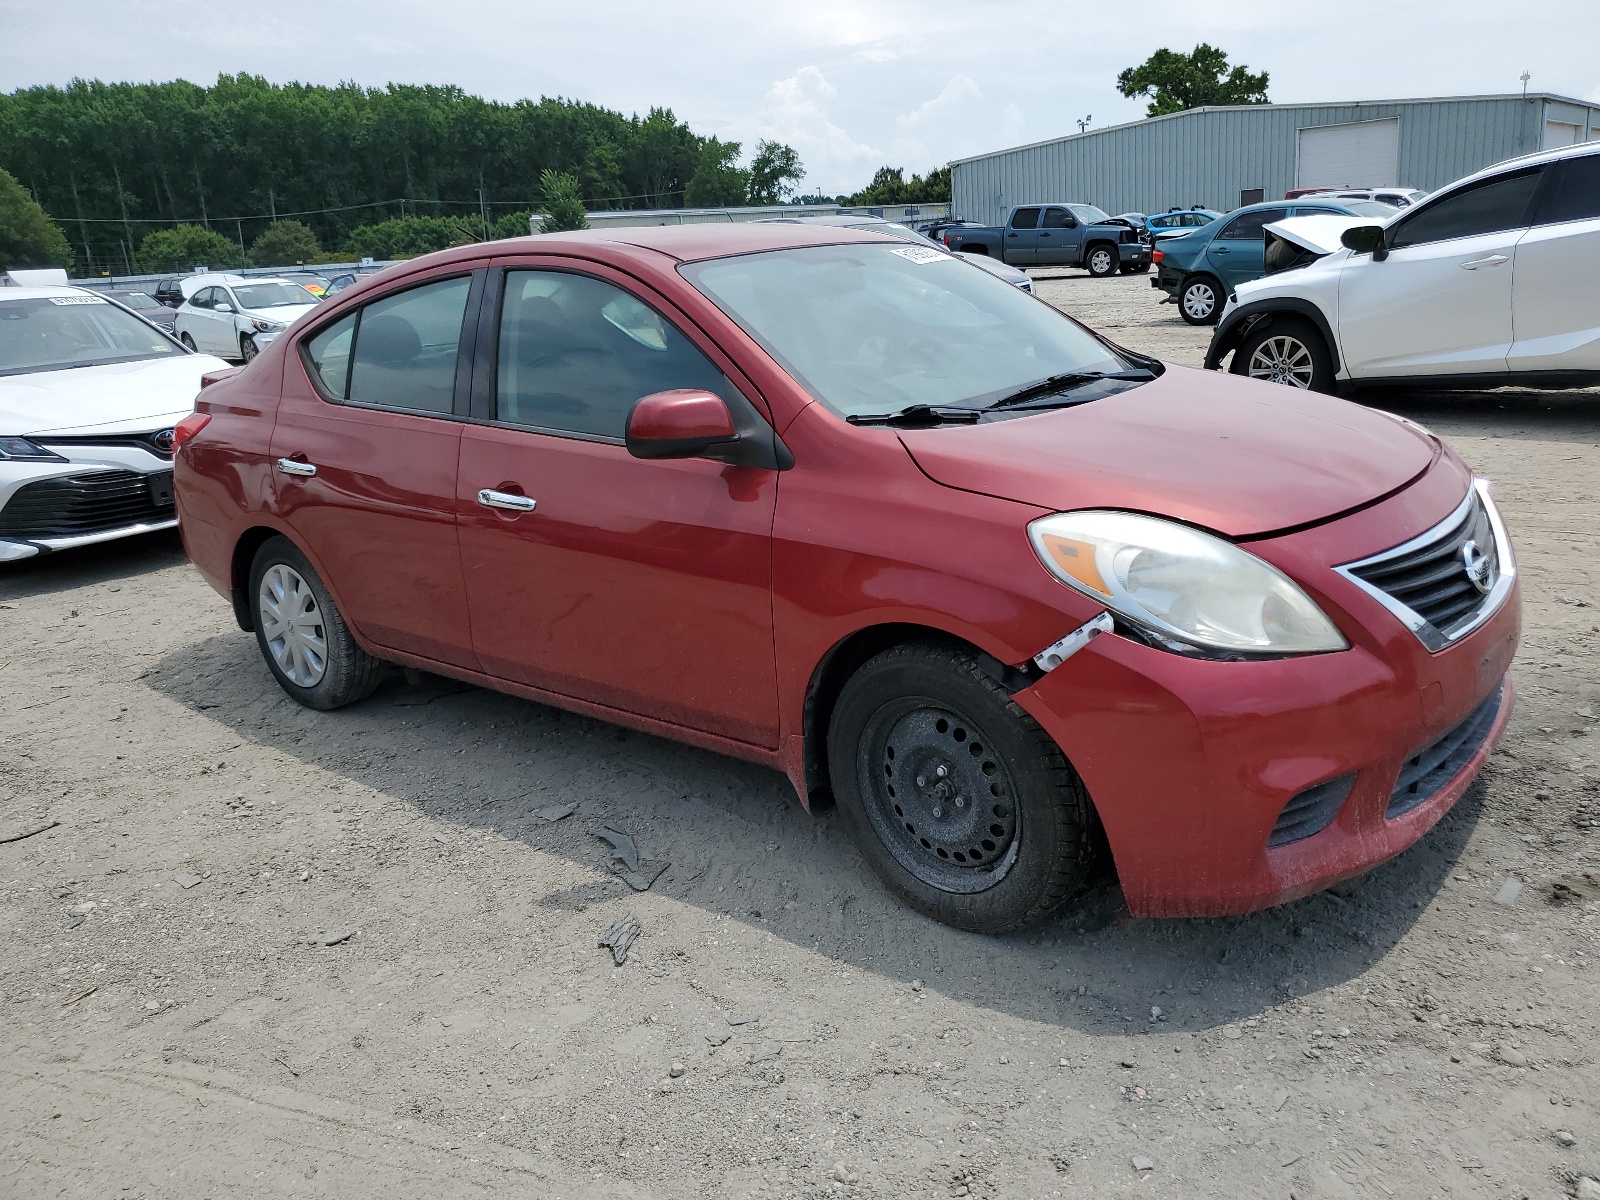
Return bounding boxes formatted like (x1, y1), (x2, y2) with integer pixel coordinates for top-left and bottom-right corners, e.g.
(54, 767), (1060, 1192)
(3, 271), (1598, 1200)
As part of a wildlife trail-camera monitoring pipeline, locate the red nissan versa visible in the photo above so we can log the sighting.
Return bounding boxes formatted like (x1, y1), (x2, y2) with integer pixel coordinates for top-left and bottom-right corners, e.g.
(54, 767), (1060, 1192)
(171, 224), (1519, 933)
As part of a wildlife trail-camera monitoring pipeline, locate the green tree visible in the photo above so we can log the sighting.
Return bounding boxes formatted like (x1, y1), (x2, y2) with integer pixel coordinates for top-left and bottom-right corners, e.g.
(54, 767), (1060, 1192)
(1116, 44), (1269, 117)
(489, 209), (534, 239)
(745, 141), (803, 205)
(684, 139), (747, 207)
(537, 170), (588, 232)
(0, 166), (73, 271)
(137, 223), (239, 273)
(341, 215), (478, 260)
(247, 218), (321, 266)
(842, 165), (950, 207)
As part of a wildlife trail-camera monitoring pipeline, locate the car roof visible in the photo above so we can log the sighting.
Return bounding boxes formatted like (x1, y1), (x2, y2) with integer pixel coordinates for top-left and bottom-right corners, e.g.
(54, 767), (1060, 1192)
(418, 222), (907, 268)
(1459, 138), (1600, 181)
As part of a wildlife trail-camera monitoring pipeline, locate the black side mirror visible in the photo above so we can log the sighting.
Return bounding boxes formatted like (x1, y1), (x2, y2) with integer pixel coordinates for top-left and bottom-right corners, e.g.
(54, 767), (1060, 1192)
(1340, 225), (1387, 259)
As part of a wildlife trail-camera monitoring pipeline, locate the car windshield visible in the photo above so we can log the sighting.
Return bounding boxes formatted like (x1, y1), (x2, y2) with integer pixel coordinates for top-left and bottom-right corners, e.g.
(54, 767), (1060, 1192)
(0, 294), (182, 375)
(1068, 204), (1112, 225)
(680, 243), (1128, 419)
(232, 282), (317, 310)
(1340, 200), (1400, 218)
(115, 293), (161, 310)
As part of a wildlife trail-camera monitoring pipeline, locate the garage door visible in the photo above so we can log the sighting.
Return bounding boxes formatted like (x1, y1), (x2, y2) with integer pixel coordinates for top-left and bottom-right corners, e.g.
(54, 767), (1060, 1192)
(1544, 121), (1583, 148)
(1297, 119), (1400, 189)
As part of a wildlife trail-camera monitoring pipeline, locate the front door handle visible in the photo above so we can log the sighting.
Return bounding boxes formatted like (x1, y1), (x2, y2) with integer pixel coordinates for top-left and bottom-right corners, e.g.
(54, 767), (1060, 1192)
(478, 488), (535, 512)
(1213, 246), (1230, 253)
(275, 458), (317, 477)
(1461, 254), (1510, 270)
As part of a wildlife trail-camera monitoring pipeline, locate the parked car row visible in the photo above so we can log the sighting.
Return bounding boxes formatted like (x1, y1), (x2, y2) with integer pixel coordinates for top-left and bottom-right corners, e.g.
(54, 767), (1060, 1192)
(942, 204), (1153, 276)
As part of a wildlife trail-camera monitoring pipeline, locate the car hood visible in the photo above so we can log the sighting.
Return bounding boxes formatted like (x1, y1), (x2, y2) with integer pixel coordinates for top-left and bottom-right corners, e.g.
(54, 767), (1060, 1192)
(1263, 215), (1368, 257)
(242, 303), (317, 324)
(0, 353), (231, 437)
(896, 365), (1437, 539)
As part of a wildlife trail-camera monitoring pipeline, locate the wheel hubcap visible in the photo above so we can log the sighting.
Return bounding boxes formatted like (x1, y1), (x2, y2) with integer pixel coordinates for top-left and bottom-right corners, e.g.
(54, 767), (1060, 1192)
(1091, 250), (1112, 273)
(1183, 284), (1214, 319)
(1247, 335), (1315, 388)
(860, 704), (1020, 893)
(259, 563), (328, 687)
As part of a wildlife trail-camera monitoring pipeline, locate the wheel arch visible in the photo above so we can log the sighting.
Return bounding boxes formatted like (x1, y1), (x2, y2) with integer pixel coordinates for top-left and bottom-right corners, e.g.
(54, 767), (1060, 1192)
(800, 622), (1037, 810)
(1205, 298), (1340, 374)
(229, 525), (282, 631)
(957, 245), (990, 257)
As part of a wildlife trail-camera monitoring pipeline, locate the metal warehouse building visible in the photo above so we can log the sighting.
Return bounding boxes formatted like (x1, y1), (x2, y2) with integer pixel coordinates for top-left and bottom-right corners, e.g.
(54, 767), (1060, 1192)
(951, 93), (1600, 226)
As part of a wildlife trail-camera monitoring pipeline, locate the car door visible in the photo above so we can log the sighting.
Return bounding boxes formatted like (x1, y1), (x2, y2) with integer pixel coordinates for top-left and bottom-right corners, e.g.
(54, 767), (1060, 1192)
(212, 287), (244, 357)
(1508, 153), (1600, 373)
(183, 288), (217, 352)
(269, 268), (482, 668)
(1004, 207), (1042, 265)
(455, 263), (781, 748)
(1338, 166), (1542, 379)
(1204, 207), (1286, 289)
(1036, 207), (1079, 265)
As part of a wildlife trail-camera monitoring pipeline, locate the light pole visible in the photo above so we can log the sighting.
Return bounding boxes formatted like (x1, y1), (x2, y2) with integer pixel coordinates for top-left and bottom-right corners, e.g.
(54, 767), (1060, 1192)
(1076, 115), (1093, 134)
(1520, 71), (1531, 98)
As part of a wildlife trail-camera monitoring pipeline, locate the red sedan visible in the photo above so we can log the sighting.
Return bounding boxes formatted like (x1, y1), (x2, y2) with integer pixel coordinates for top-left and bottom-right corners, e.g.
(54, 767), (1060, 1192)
(172, 224), (1518, 932)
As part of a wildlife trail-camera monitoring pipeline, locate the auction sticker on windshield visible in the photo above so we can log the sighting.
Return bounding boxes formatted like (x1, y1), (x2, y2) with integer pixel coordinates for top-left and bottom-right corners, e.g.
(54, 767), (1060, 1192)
(890, 245), (946, 265)
(47, 294), (107, 305)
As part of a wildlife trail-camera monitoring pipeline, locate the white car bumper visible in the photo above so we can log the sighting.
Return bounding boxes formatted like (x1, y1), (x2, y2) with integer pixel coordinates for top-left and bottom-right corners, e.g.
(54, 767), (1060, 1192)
(0, 439), (179, 560)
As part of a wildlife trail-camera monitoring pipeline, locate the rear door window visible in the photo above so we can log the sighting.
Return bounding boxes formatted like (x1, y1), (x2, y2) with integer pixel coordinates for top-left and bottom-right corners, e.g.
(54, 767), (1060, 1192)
(190, 288), (213, 310)
(1216, 208), (1288, 240)
(1536, 154), (1600, 225)
(345, 277), (472, 414)
(304, 313), (357, 400)
(1010, 208), (1041, 230)
(1390, 170), (1542, 248)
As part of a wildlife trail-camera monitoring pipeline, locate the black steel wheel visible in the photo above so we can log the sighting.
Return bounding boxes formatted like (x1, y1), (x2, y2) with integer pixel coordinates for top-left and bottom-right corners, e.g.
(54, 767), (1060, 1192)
(827, 642), (1098, 933)
(1085, 243), (1119, 278)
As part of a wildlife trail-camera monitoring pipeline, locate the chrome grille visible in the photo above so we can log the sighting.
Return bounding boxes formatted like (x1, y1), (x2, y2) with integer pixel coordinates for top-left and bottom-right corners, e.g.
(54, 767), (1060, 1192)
(1336, 481), (1513, 652)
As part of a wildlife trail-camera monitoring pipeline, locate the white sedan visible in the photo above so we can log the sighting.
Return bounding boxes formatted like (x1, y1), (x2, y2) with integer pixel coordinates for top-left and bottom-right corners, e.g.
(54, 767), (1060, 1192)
(0, 286), (230, 562)
(174, 277), (319, 363)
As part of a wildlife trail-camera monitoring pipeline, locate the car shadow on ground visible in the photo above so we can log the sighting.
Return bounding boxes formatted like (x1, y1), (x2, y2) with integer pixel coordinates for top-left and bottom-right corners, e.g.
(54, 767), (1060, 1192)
(0, 530), (186, 602)
(144, 632), (1487, 1037)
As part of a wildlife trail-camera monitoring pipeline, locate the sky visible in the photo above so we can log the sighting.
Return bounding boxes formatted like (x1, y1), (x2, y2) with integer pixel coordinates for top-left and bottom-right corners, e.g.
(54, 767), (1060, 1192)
(3, 0), (1599, 196)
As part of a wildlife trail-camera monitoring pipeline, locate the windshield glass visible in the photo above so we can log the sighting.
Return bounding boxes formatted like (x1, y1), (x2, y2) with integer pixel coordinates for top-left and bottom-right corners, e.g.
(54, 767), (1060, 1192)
(680, 243), (1127, 418)
(0, 294), (182, 375)
(1068, 204), (1112, 225)
(232, 282), (317, 310)
(1343, 200), (1401, 217)
(114, 292), (161, 311)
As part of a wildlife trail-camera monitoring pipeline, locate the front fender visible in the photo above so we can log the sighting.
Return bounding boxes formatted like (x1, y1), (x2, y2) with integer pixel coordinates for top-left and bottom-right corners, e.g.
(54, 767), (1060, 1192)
(1205, 297), (1341, 374)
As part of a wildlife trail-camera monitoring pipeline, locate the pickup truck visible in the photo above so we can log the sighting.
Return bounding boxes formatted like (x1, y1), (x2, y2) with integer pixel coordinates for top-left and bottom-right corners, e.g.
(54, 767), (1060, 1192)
(942, 204), (1152, 277)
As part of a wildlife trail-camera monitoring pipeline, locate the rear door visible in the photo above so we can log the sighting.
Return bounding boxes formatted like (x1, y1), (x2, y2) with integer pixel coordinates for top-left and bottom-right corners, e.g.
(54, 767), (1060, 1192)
(1003, 207), (1042, 265)
(185, 288), (221, 354)
(1338, 167), (1542, 379)
(269, 268), (483, 668)
(1205, 207), (1286, 289)
(1035, 207), (1080, 265)
(455, 262), (781, 747)
(1508, 153), (1600, 373)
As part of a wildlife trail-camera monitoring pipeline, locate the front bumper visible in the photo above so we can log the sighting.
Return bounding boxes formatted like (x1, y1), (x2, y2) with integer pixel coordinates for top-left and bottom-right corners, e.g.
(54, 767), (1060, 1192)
(0, 442), (178, 560)
(1012, 470), (1520, 917)
(1118, 242), (1152, 265)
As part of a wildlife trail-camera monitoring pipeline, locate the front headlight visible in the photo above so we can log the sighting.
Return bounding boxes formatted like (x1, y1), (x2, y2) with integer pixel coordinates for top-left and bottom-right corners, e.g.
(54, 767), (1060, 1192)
(1028, 510), (1347, 657)
(252, 318), (285, 334)
(0, 437), (68, 463)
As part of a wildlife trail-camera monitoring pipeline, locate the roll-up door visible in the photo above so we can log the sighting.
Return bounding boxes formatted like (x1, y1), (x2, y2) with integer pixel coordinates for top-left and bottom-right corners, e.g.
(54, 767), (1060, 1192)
(1544, 121), (1582, 149)
(1297, 119), (1400, 189)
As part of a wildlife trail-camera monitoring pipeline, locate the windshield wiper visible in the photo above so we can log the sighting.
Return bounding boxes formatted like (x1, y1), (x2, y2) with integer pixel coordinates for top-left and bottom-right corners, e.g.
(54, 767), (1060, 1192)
(988, 369), (1155, 410)
(845, 404), (983, 427)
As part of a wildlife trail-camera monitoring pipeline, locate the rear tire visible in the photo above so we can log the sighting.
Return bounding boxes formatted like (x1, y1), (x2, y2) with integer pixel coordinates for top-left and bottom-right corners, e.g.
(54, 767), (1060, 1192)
(827, 641), (1098, 934)
(1178, 275), (1223, 325)
(1085, 243), (1118, 278)
(248, 536), (383, 710)
(179, 332), (196, 350)
(1230, 316), (1335, 394)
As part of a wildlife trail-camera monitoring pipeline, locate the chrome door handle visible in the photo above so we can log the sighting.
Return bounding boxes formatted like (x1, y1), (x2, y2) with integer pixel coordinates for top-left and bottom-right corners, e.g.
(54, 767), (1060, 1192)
(1461, 255), (1509, 270)
(478, 488), (535, 512)
(275, 458), (317, 477)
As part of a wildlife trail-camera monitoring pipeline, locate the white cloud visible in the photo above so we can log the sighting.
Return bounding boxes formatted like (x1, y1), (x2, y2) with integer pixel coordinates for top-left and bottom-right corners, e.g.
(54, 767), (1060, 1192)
(756, 67), (884, 191)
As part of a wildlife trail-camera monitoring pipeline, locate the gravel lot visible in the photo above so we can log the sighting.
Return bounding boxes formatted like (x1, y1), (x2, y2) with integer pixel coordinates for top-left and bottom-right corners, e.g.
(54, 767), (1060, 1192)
(3, 271), (1598, 1200)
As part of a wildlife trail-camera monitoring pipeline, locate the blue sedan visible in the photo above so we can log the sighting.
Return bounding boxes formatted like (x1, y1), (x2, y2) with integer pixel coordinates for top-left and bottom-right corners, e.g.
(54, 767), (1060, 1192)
(1153, 198), (1394, 324)
(1145, 207), (1222, 240)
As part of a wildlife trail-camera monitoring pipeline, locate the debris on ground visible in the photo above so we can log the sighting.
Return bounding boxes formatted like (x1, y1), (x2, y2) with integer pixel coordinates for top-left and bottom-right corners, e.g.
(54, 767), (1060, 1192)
(617, 859), (669, 891)
(0, 820), (59, 845)
(669, 1062), (685, 1078)
(323, 929), (357, 946)
(726, 1012), (758, 1026)
(1131, 1155), (1155, 1172)
(705, 1032), (731, 1047)
(1494, 877), (1523, 906)
(60, 986), (96, 1007)
(173, 872), (202, 889)
(598, 913), (641, 965)
(747, 1041), (782, 1064)
(536, 802), (577, 822)
(596, 826), (640, 872)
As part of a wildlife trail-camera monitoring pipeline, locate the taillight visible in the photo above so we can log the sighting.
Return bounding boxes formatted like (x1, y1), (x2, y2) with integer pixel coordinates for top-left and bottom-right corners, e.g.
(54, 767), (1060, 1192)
(172, 412), (211, 453)
(1151, 249), (1164, 264)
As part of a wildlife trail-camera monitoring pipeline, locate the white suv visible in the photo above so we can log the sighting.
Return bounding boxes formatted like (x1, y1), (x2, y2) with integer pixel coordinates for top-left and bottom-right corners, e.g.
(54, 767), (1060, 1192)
(1206, 142), (1600, 393)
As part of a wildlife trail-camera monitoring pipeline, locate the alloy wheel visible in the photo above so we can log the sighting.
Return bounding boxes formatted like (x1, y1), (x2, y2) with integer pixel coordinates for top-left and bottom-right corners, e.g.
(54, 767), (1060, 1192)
(1246, 335), (1316, 388)
(1089, 248), (1114, 275)
(258, 563), (328, 686)
(858, 702), (1020, 894)
(240, 335), (258, 364)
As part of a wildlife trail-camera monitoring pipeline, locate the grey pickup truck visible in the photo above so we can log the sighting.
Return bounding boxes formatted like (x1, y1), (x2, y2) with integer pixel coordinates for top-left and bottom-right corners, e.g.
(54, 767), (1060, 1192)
(941, 204), (1152, 276)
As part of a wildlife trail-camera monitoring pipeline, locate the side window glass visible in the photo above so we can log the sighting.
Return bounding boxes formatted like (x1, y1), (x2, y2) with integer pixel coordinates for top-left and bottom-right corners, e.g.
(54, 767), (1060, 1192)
(1390, 170), (1541, 248)
(304, 312), (357, 400)
(1040, 207), (1072, 229)
(1010, 207), (1040, 230)
(1217, 208), (1287, 240)
(346, 277), (471, 414)
(496, 270), (736, 440)
(190, 289), (212, 310)
(1538, 155), (1600, 225)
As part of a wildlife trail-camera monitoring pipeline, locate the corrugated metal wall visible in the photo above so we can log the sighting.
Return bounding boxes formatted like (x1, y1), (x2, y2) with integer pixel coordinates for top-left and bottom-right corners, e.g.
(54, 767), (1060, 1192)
(952, 95), (1600, 225)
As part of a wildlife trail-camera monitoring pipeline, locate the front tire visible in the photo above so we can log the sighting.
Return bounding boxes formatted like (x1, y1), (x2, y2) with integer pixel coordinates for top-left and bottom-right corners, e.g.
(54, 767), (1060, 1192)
(239, 333), (259, 363)
(1179, 275), (1222, 325)
(1230, 316), (1335, 393)
(1085, 243), (1118, 278)
(248, 536), (383, 710)
(827, 642), (1098, 933)
(179, 332), (197, 350)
